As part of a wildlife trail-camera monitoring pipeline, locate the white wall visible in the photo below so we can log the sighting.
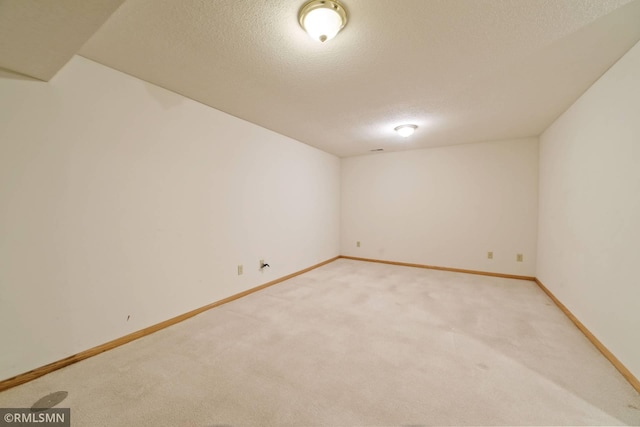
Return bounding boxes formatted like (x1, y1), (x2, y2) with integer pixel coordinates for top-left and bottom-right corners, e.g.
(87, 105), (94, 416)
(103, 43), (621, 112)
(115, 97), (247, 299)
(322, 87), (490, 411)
(0, 56), (340, 381)
(341, 138), (538, 276)
(538, 40), (640, 380)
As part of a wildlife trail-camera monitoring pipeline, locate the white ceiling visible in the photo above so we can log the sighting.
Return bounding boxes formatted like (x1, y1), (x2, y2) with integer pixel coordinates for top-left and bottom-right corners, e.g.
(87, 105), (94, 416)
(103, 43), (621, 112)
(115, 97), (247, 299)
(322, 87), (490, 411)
(4, 1), (640, 157)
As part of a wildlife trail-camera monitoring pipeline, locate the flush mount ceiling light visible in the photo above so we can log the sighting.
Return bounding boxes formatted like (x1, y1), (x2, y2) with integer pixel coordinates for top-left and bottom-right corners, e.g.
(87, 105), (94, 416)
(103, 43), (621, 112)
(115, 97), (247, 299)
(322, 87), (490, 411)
(394, 124), (418, 137)
(299, 0), (348, 43)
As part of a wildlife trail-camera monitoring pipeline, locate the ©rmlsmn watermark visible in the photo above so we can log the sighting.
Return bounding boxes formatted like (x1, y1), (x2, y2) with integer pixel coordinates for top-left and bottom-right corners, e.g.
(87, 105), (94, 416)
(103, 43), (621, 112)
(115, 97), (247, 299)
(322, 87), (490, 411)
(0, 408), (70, 427)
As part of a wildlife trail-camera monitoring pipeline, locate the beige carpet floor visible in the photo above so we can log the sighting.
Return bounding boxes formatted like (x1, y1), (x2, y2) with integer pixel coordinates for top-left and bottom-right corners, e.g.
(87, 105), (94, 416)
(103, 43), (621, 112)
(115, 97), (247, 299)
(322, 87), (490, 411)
(1, 258), (639, 426)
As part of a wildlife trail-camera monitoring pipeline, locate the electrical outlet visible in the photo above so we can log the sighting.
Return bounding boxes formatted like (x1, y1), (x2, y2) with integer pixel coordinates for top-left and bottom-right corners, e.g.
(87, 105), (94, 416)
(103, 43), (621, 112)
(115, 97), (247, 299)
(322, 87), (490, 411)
(487, 251), (493, 259)
(517, 254), (523, 262)
(237, 265), (243, 275)
(357, 241), (361, 247)
(259, 259), (264, 268)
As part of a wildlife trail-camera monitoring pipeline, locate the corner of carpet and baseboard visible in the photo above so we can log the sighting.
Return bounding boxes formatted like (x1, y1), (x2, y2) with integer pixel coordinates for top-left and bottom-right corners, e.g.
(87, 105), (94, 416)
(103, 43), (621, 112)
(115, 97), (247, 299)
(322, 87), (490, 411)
(0, 256), (341, 393)
(533, 278), (640, 394)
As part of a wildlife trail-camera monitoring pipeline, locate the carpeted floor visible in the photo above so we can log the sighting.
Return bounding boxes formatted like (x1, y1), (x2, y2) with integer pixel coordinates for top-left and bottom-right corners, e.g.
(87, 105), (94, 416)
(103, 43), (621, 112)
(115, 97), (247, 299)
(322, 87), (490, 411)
(1, 258), (639, 426)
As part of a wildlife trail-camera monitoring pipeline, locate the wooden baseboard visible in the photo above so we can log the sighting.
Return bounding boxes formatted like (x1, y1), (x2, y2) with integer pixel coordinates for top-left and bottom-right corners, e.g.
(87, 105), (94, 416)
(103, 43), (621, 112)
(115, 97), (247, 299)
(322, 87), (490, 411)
(0, 256), (340, 393)
(343, 256), (639, 393)
(339, 255), (536, 281)
(4, 256), (637, 396)
(534, 278), (640, 394)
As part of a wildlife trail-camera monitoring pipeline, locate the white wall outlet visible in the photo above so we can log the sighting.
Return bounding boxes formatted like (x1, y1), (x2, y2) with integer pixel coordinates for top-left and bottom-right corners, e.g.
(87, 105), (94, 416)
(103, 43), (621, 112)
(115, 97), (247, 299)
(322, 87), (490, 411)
(237, 265), (243, 275)
(487, 251), (493, 259)
(517, 253), (523, 262)
(259, 259), (264, 268)
(357, 241), (361, 247)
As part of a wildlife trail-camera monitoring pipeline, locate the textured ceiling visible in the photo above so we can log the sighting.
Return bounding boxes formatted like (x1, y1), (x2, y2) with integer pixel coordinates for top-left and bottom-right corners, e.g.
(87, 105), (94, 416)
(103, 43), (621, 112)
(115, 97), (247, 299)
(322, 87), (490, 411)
(8, 0), (640, 156)
(77, 0), (640, 157)
(0, 0), (125, 80)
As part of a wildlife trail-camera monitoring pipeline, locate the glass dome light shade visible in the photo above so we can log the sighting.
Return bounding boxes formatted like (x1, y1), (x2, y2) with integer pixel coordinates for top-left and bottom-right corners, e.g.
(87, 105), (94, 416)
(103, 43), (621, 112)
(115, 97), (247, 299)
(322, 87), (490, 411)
(394, 124), (418, 137)
(299, 0), (348, 43)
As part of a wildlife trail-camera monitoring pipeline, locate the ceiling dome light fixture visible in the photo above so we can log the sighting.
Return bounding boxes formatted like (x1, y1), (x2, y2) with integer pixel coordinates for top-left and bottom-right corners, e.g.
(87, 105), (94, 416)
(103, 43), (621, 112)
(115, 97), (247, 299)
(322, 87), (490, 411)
(394, 124), (418, 137)
(299, 0), (348, 43)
